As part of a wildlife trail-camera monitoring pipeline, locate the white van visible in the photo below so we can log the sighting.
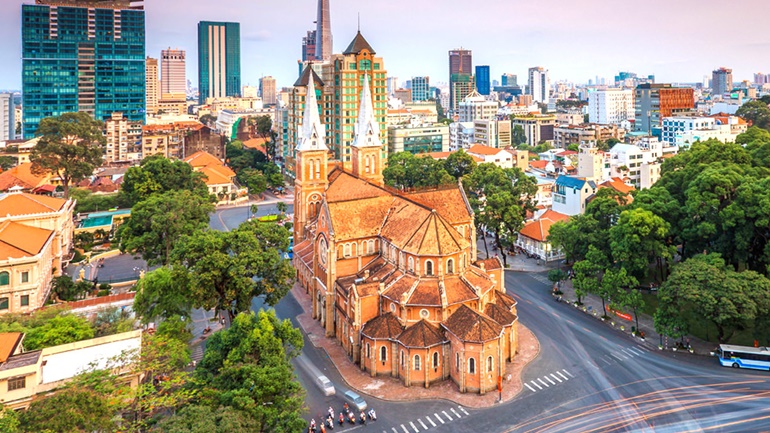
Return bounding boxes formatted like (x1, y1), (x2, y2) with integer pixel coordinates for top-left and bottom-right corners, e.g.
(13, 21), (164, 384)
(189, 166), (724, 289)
(316, 375), (335, 396)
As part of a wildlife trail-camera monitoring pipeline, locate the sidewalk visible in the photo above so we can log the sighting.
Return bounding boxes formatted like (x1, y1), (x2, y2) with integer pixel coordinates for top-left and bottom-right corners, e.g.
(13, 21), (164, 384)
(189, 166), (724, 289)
(476, 237), (560, 273)
(556, 279), (716, 356)
(290, 284), (540, 408)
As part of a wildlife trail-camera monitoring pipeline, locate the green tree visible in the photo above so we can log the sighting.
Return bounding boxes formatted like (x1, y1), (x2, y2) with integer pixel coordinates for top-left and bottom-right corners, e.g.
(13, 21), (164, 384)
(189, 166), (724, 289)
(194, 310), (305, 433)
(118, 190), (214, 266)
(511, 124), (527, 145)
(19, 387), (115, 433)
(119, 155), (210, 207)
(151, 405), (260, 433)
(52, 274), (78, 301)
(29, 112), (105, 198)
(572, 246), (609, 309)
(133, 267), (192, 323)
(737, 126), (770, 167)
(200, 114), (217, 126)
(736, 100), (770, 130)
(93, 306), (134, 337)
(171, 221), (294, 320)
(237, 167), (268, 196)
(23, 314), (95, 350)
(610, 208), (672, 281)
(444, 149), (477, 179)
(547, 215), (599, 263)
(601, 267), (638, 318)
(621, 287), (645, 332)
(0, 407), (20, 433)
(0, 155), (17, 171)
(69, 188), (120, 213)
(253, 115), (275, 161)
(276, 201), (288, 215)
(547, 269), (567, 291)
(383, 151), (454, 189)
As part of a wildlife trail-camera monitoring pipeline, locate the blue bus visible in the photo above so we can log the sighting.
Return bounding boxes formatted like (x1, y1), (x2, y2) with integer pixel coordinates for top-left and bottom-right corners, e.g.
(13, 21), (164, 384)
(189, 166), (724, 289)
(718, 344), (770, 370)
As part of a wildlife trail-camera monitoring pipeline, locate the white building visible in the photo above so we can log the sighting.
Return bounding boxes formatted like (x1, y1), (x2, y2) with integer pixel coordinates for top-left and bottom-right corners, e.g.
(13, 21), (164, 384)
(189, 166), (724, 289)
(467, 144), (514, 169)
(609, 142), (662, 189)
(587, 89), (634, 125)
(577, 144), (611, 182)
(474, 119), (511, 148)
(458, 91), (498, 122)
(449, 122), (475, 150)
(0, 93), (15, 141)
(552, 175), (597, 216)
(528, 67), (550, 103)
(661, 115), (747, 148)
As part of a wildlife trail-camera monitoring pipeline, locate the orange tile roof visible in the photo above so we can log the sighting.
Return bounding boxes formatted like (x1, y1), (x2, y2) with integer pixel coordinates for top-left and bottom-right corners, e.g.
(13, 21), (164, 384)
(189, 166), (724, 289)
(142, 121), (203, 133)
(361, 312), (404, 340)
(529, 160), (549, 170)
(467, 144), (505, 156)
(475, 257), (502, 271)
(0, 220), (54, 259)
(397, 210), (469, 256)
(327, 196), (394, 239)
(442, 304), (503, 343)
(518, 210), (569, 242)
(484, 302), (516, 326)
(426, 151), (451, 160)
(599, 177), (635, 195)
(397, 320), (446, 348)
(243, 137), (268, 153)
(183, 151), (223, 168)
(495, 291), (517, 310)
(443, 276), (480, 305)
(381, 273), (418, 304)
(0, 163), (51, 191)
(0, 332), (23, 363)
(325, 169), (391, 203)
(0, 193), (68, 216)
(406, 278), (441, 306)
(199, 166), (234, 186)
(405, 188), (472, 225)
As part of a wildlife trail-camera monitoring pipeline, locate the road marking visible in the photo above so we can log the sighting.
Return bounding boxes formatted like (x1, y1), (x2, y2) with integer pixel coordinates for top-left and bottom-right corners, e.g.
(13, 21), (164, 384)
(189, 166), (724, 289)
(563, 369), (574, 378)
(410, 421), (419, 432)
(621, 348), (635, 357)
(629, 347), (646, 355)
(550, 373), (563, 383)
(602, 358), (611, 365)
(524, 299), (533, 304)
(637, 345), (650, 352)
(556, 371), (569, 381)
(566, 320), (575, 326)
(418, 419), (428, 430)
(434, 413), (444, 424)
(538, 378), (550, 387)
(426, 416), (436, 427)
(544, 375), (556, 385)
(531, 380), (543, 390)
(442, 410), (453, 421)
(459, 406), (469, 415)
(525, 383), (536, 392)
(610, 352), (625, 360)
(451, 408), (461, 418)
(392, 428), (398, 433)
(401, 424), (409, 433)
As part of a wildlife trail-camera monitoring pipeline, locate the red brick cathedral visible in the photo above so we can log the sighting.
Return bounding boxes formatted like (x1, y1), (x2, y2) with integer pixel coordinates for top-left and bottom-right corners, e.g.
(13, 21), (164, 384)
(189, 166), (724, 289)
(293, 70), (520, 394)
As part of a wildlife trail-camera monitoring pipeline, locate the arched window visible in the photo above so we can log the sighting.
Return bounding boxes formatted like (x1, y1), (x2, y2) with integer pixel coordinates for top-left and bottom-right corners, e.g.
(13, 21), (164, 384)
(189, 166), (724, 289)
(408, 257), (414, 273)
(462, 253), (466, 270)
(426, 260), (434, 276)
(369, 240), (374, 254)
(447, 259), (454, 274)
(433, 352), (439, 369)
(314, 159), (321, 179)
(380, 346), (387, 362)
(344, 244), (351, 257)
(487, 356), (493, 372)
(0, 272), (8, 286)
(469, 358), (476, 374)
(365, 155), (371, 173)
(366, 343), (371, 359)
(414, 355), (421, 371)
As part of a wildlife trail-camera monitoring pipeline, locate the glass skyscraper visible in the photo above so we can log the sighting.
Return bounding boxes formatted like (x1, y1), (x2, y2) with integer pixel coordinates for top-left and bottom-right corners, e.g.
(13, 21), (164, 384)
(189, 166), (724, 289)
(21, 0), (146, 138)
(411, 76), (430, 102)
(475, 65), (491, 95)
(198, 21), (241, 104)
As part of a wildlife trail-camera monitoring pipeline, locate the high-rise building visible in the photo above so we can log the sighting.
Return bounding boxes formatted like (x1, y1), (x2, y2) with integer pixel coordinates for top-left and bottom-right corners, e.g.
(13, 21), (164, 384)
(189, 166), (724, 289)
(712, 67), (733, 96)
(198, 21), (241, 104)
(301, 30), (317, 62)
(0, 94), (15, 141)
(458, 90), (497, 122)
(146, 57), (159, 115)
(475, 65), (491, 95)
(587, 89), (634, 125)
(501, 74), (517, 87)
(411, 76), (430, 102)
(242, 85), (258, 98)
(634, 83), (695, 133)
(387, 76), (399, 95)
(754, 73), (770, 85)
(104, 112), (141, 163)
(260, 76), (277, 105)
(528, 67), (550, 103)
(161, 49), (186, 96)
(315, 0), (332, 61)
(451, 75), (476, 114)
(449, 49), (472, 112)
(21, 0), (146, 138)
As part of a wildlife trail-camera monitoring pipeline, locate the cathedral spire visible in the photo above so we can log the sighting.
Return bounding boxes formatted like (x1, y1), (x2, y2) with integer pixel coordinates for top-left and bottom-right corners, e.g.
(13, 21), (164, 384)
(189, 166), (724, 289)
(297, 72), (327, 152)
(352, 73), (381, 148)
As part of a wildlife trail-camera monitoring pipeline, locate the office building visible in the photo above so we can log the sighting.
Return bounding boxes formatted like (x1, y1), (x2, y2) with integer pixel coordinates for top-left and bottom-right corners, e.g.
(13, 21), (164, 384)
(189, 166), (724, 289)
(458, 91), (497, 122)
(451, 75), (476, 114)
(0, 94), (14, 141)
(511, 114), (556, 146)
(198, 21), (241, 104)
(242, 85), (258, 98)
(411, 76), (430, 102)
(21, 0), (146, 138)
(104, 112), (142, 163)
(528, 67), (550, 103)
(587, 89), (634, 125)
(475, 65), (491, 95)
(474, 119), (511, 148)
(161, 49), (186, 96)
(661, 114), (746, 148)
(502, 74), (517, 87)
(393, 88), (412, 103)
(301, 30), (317, 62)
(553, 124), (625, 149)
(315, 0), (332, 61)
(712, 67), (733, 96)
(260, 76), (277, 105)
(145, 58), (159, 115)
(387, 76), (399, 96)
(387, 124), (449, 154)
(448, 49), (472, 112)
(634, 84), (695, 133)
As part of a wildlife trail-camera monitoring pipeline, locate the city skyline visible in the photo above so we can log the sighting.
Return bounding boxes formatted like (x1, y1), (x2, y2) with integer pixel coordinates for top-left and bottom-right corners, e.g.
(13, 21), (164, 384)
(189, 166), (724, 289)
(1, 0), (769, 92)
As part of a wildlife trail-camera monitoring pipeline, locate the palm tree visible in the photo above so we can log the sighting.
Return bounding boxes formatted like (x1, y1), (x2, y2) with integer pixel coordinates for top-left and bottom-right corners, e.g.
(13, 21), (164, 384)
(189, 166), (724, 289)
(276, 202), (288, 215)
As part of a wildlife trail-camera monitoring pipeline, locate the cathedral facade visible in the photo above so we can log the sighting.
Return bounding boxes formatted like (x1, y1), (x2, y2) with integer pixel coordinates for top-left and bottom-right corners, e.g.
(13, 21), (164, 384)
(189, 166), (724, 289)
(293, 68), (520, 394)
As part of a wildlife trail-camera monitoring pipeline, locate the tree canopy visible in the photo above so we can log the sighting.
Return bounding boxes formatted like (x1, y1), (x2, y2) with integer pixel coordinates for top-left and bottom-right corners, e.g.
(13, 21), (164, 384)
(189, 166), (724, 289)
(383, 151), (454, 189)
(119, 155), (210, 207)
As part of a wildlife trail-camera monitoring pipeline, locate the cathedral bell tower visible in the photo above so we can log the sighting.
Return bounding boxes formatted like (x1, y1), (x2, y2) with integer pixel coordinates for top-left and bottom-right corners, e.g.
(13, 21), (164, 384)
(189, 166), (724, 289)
(294, 69), (329, 242)
(351, 73), (384, 187)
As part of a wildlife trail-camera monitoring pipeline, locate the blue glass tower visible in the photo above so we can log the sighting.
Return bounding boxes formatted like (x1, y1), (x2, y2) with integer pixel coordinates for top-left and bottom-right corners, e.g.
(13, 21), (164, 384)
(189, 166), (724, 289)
(411, 76), (430, 101)
(198, 21), (241, 104)
(475, 65), (491, 95)
(21, 0), (146, 138)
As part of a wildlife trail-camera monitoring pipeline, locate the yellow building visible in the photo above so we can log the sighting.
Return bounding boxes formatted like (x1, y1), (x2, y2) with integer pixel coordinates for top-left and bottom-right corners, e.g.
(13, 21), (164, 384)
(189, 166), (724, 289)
(183, 151), (238, 198)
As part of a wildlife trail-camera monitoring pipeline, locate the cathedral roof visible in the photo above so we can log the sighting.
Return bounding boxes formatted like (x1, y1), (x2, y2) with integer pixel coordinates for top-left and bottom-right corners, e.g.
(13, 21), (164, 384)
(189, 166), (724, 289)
(494, 290), (518, 311)
(293, 65), (325, 87)
(361, 312), (403, 340)
(397, 320), (446, 348)
(343, 31), (375, 55)
(403, 187), (473, 225)
(442, 305), (503, 343)
(327, 195), (393, 239)
(381, 205), (469, 257)
(351, 73), (382, 149)
(296, 71), (327, 152)
(484, 302), (517, 327)
(325, 169), (390, 202)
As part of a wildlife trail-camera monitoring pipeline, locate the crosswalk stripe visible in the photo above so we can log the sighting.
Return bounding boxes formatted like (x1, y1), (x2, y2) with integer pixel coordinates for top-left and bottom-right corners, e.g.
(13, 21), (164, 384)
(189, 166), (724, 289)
(637, 345), (650, 352)
(442, 410), (453, 421)
(418, 419), (428, 430)
(434, 413), (444, 424)
(621, 348), (635, 357)
(459, 406), (469, 416)
(525, 383), (536, 392)
(538, 378), (550, 387)
(629, 347), (645, 355)
(410, 421), (419, 432)
(556, 371), (569, 381)
(531, 380), (543, 390)
(544, 376), (556, 385)
(563, 369), (574, 378)
(610, 352), (624, 360)
(426, 416), (436, 427)
(392, 428), (398, 433)
(602, 358), (611, 365)
(550, 373), (563, 383)
(401, 424), (409, 433)
(451, 408), (461, 418)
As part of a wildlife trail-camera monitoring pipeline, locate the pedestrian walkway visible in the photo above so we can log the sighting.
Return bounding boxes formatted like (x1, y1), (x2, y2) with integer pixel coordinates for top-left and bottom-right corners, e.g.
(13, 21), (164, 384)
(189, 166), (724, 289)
(475, 237), (559, 273)
(377, 405), (470, 433)
(522, 369), (574, 393)
(290, 284), (541, 408)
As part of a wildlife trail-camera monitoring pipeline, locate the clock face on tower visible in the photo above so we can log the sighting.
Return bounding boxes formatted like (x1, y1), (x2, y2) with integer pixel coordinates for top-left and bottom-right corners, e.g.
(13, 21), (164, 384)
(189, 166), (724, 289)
(319, 237), (328, 265)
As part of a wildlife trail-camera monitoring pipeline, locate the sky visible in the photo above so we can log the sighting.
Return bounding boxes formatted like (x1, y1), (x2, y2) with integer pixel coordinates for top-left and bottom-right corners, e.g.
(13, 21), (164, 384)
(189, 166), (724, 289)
(1, 0), (769, 92)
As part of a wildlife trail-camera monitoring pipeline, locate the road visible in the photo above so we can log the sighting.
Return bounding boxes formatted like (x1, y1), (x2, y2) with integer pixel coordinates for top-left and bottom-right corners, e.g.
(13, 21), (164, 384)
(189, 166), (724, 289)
(101, 198), (770, 432)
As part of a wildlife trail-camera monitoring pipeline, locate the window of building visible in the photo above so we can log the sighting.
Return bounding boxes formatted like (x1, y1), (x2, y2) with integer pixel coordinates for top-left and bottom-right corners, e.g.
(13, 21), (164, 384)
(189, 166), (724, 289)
(487, 356), (493, 372)
(468, 358), (476, 374)
(446, 259), (454, 274)
(20, 295), (29, 307)
(408, 257), (414, 273)
(380, 346), (387, 362)
(21, 272), (29, 284)
(0, 297), (7, 310)
(414, 355), (421, 371)
(426, 260), (434, 276)
(366, 343), (371, 359)
(433, 351), (439, 369)
(344, 244), (351, 257)
(456, 353), (460, 371)
(0, 272), (8, 286)
(7, 376), (25, 391)
(401, 350), (405, 368)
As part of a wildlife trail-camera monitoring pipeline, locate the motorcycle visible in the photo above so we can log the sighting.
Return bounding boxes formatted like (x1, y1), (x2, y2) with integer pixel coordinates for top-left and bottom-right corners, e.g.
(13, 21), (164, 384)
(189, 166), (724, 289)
(348, 412), (356, 424)
(368, 409), (377, 421)
(338, 413), (344, 426)
(360, 412), (366, 425)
